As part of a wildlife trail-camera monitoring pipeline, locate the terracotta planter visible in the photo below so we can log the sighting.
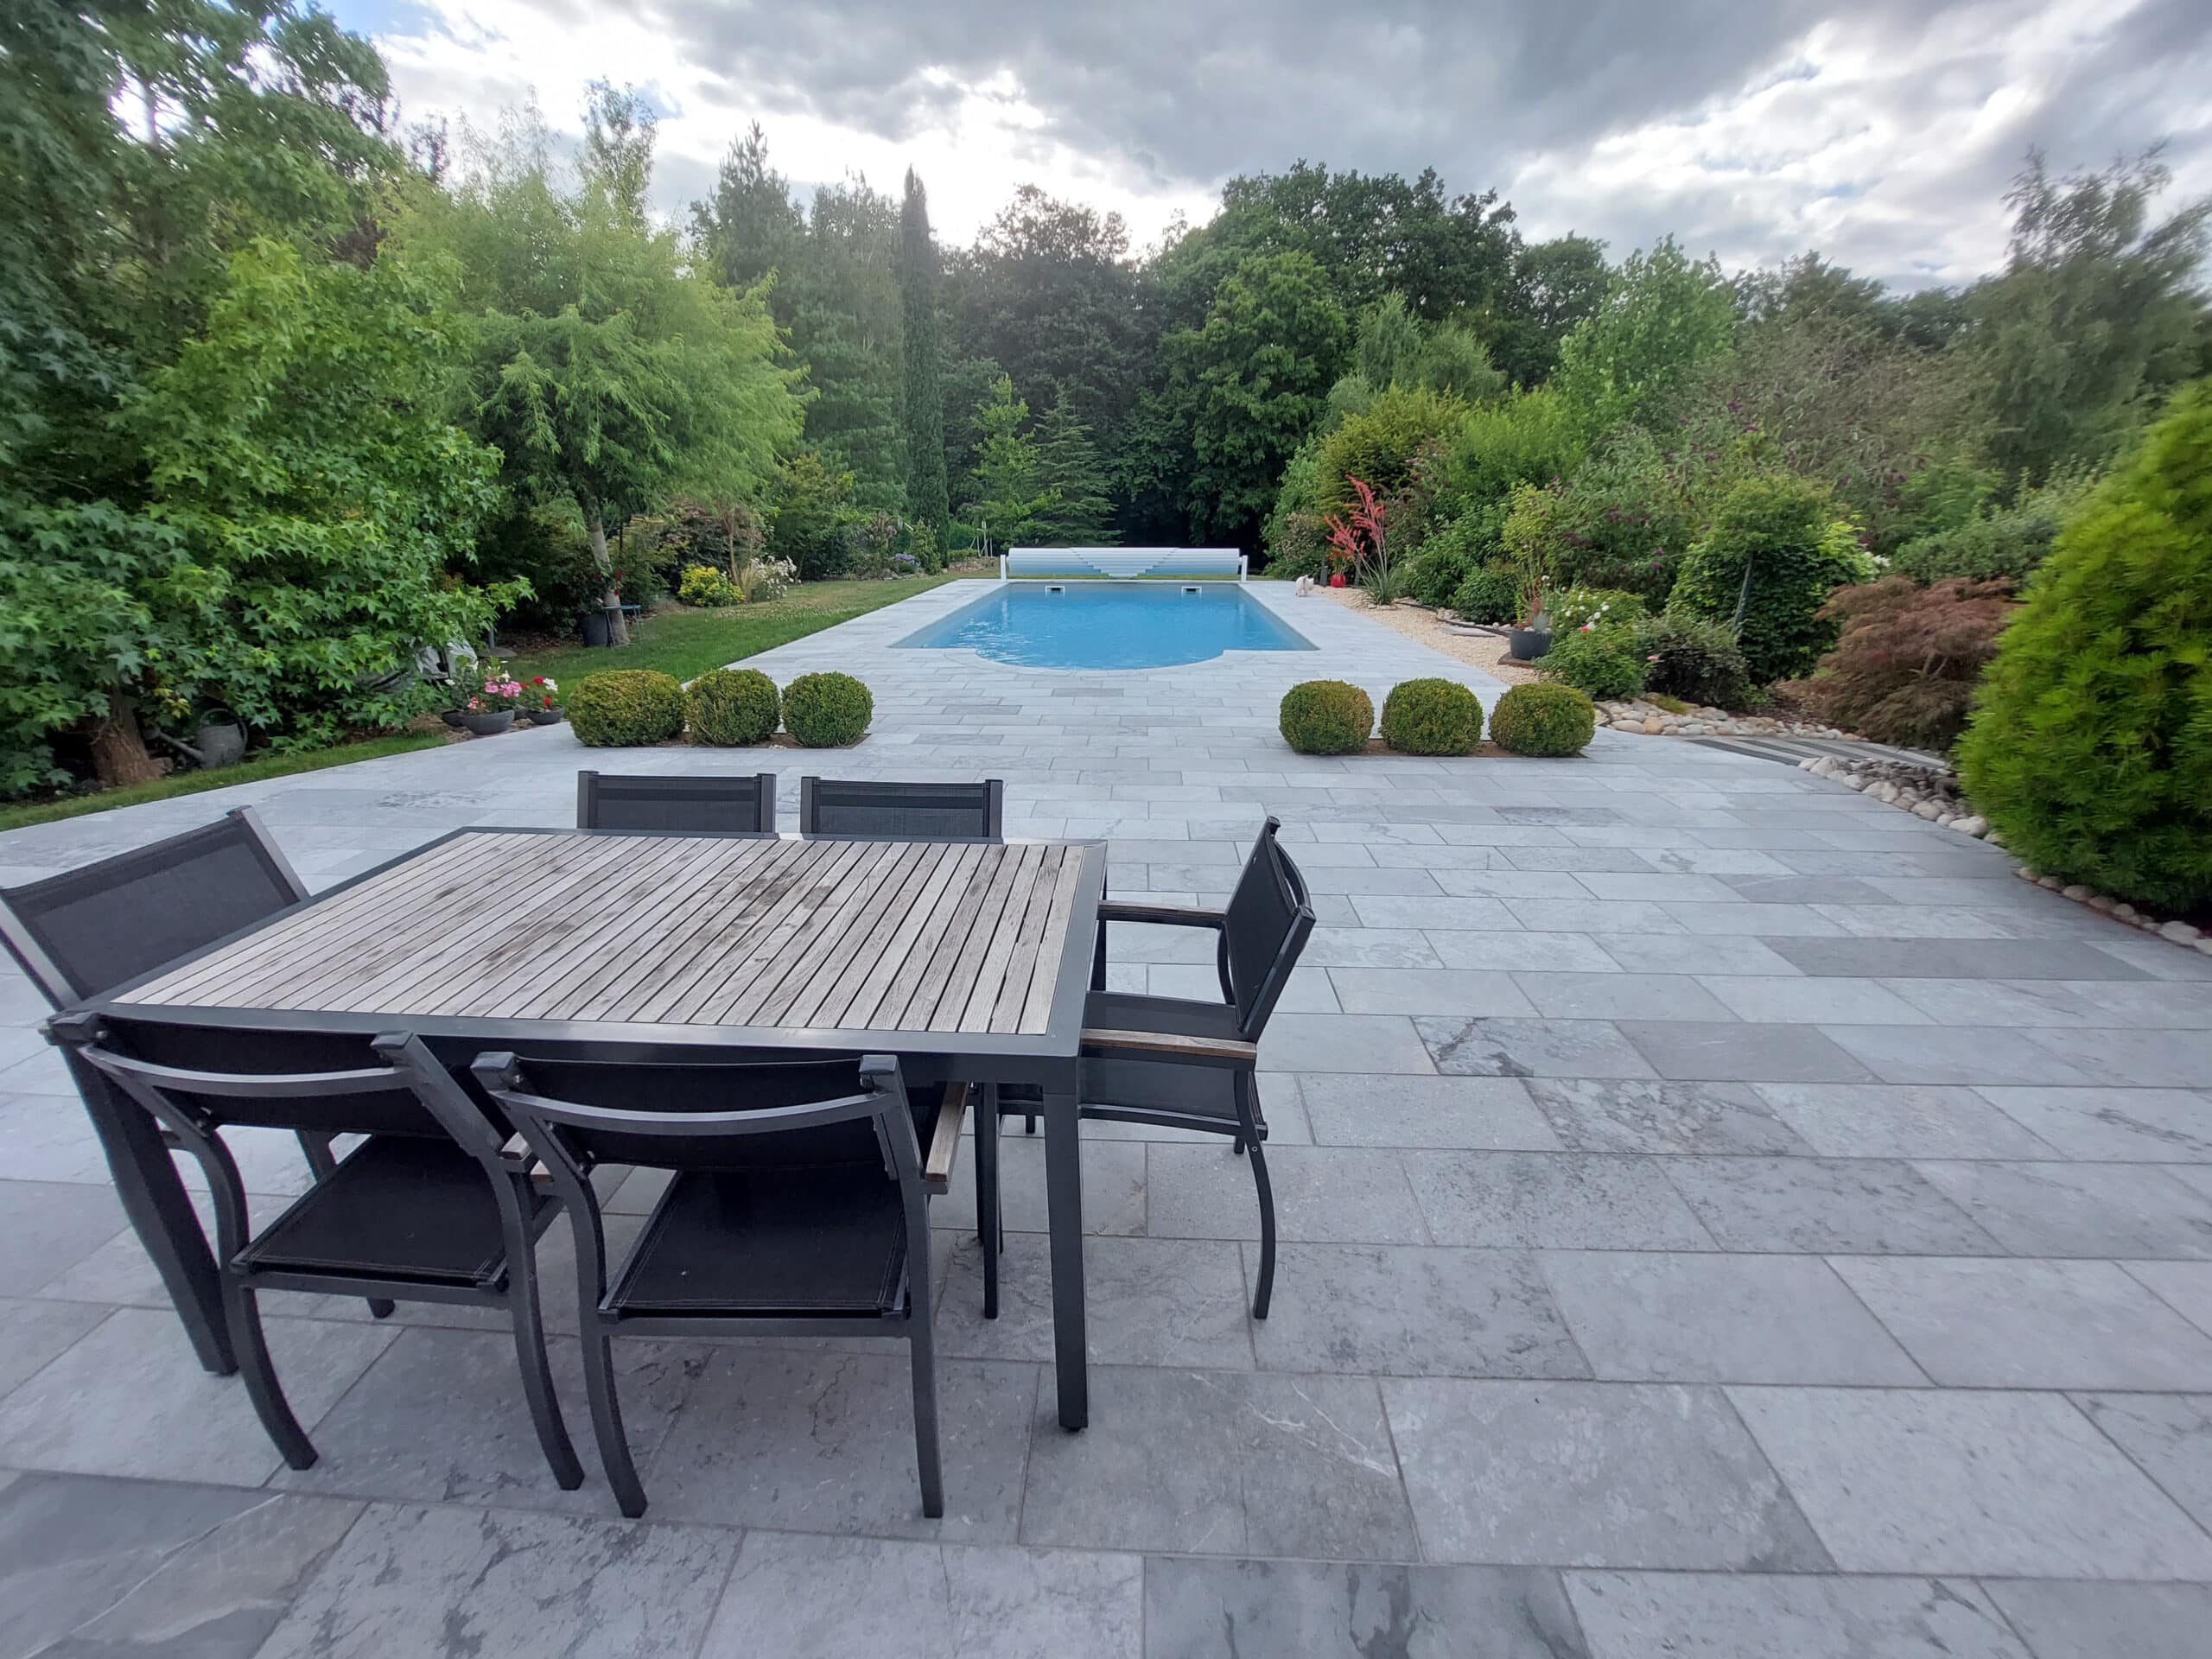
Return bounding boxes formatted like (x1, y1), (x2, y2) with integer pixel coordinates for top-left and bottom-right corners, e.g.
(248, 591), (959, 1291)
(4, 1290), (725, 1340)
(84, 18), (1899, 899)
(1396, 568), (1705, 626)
(459, 710), (515, 736)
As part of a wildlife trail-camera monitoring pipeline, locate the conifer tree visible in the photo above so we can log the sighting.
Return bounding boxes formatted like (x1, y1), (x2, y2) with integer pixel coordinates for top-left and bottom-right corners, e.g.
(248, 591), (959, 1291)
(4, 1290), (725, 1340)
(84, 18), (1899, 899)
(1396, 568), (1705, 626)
(899, 169), (950, 553)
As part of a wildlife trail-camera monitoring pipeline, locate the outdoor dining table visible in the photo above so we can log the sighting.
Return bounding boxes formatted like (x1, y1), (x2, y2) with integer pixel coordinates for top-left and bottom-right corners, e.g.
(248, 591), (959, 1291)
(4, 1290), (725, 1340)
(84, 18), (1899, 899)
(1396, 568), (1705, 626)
(67, 826), (1109, 1430)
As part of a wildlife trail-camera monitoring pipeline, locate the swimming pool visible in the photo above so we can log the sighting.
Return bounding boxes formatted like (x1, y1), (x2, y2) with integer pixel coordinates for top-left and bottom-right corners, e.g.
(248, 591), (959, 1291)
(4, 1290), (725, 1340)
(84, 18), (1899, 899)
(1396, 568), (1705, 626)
(897, 582), (1317, 670)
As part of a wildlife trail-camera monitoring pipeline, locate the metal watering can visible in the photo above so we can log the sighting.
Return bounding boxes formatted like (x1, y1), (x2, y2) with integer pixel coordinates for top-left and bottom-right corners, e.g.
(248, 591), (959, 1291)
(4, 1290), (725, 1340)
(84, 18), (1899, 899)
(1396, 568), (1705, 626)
(156, 709), (248, 771)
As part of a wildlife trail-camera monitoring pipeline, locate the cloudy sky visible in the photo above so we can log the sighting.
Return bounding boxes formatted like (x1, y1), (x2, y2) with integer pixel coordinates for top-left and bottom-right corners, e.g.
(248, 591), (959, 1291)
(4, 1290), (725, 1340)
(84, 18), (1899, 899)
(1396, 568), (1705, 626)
(332, 0), (2212, 288)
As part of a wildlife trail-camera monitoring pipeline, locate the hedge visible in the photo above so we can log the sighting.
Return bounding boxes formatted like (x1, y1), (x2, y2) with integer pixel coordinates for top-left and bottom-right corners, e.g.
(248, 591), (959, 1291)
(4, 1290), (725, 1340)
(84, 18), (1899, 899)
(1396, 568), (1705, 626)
(685, 667), (779, 746)
(1380, 678), (1482, 755)
(1279, 680), (1374, 755)
(781, 671), (874, 747)
(1488, 683), (1596, 756)
(568, 671), (685, 747)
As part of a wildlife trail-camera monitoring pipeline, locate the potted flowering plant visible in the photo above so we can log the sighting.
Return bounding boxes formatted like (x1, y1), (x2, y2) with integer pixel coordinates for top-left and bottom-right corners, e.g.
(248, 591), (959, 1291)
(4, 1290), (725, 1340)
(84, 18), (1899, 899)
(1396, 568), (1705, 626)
(459, 661), (523, 735)
(524, 675), (563, 725)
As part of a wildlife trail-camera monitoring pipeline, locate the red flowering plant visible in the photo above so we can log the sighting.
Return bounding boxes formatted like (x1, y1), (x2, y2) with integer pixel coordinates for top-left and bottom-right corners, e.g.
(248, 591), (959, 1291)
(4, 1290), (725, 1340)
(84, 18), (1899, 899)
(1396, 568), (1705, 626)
(1321, 477), (1403, 605)
(525, 675), (561, 714)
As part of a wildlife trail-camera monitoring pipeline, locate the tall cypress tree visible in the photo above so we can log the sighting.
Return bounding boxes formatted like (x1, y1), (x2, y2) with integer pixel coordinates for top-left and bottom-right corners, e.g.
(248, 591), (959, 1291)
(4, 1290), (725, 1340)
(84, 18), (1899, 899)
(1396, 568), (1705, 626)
(1033, 385), (1116, 545)
(899, 169), (950, 553)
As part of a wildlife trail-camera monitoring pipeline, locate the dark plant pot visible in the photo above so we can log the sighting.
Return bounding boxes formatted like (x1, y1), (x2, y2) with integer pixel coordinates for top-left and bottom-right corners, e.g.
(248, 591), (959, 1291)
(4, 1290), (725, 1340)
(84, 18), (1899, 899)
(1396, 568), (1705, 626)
(440, 709), (468, 728)
(525, 709), (564, 726)
(579, 608), (612, 648)
(1509, 627), (1554, 662)
(459, 710), (514, 736)
(194, 717), (247, 769)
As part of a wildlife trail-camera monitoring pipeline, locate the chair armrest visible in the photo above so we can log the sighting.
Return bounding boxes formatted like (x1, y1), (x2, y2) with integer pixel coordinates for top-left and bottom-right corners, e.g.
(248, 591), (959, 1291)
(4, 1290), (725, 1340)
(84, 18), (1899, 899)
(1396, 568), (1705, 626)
(1096, 900), (1225, 929)
(924, 1082), (968, 1196)
(1080, 1027), (1259, 1066)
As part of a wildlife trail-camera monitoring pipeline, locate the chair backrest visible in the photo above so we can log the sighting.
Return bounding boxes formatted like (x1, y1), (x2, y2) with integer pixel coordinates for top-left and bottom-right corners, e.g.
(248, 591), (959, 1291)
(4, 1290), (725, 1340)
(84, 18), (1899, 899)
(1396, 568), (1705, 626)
(0, 809), (308, 1007)
(469, 1051), (918, 1177)
(575, 772), (777, 836)
(798, 778), (1003, 842)
(1220, 817), (1316, 1040)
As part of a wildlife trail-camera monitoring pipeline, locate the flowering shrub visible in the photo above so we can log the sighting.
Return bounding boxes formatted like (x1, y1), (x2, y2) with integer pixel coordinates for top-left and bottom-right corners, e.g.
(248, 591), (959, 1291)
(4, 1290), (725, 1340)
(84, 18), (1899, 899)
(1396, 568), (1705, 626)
(524, 675), (561, 715)
(1323, 476), (1403, 604)
(466, 660), (524, 715)
(737, 556), (796, 603)
(1548, 586), (1647, 634)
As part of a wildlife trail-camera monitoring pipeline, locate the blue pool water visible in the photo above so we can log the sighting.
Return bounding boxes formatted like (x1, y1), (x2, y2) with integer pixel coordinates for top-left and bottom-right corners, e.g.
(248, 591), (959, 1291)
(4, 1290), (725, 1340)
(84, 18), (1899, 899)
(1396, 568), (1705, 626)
(897, 582), (1316, 670)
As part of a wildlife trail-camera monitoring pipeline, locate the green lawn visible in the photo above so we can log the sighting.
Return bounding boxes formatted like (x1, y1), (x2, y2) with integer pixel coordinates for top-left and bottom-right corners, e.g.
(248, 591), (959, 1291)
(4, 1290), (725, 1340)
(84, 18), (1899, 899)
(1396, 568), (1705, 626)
(0, 731), (448, 834)
(506, 575), (957, 684)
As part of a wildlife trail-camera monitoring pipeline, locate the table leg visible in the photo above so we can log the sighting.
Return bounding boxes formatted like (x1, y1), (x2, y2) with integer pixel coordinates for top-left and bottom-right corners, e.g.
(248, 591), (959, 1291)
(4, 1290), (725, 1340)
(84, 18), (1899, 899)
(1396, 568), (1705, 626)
(62, 1047), (235, 1376)
(1041, 1080), (1087, 1430)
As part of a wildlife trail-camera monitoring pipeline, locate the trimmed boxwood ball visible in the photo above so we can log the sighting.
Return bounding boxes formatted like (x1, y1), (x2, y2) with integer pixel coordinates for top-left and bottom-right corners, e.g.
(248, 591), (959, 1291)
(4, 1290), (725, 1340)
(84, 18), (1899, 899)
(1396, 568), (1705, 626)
(1489, 683), (1596, 757)
(1279, 680), (1375, 755)
(782, 671), (874, 747)
(1381, 677), (1482, 756)
(568, 670), (685, 747)
(685, 667), (779, 746)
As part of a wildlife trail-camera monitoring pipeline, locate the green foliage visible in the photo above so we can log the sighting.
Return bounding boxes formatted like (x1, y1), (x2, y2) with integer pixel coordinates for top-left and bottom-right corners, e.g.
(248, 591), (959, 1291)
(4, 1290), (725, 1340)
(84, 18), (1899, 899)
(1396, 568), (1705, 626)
(679, 565), (738, 607)
(1316, 386), (1466, 514)
(1331, 293), (1505, 415)
(684, 667), (779, 745)
(1264, 512), (1332, 582)
(959, 374), (1053, 548)
(1540, 627), (1648, 702)
(569, 670), (684, 746)
(1279, 680), (1375, 754)
(1890, 470), (2098, 584)
(1548, 587), (1646, 632)
(1428, 389), (1585, 523)
(1487, 235), (1611, 387)
(788, 175), (908, 512)
(1669, 475), (1874, 682)
(782, 671), (874, 747)
(768, 451), (858, 580)
(1630, 613), (1752, 709)
(899, 170), (951, 547)
(1031, 386), (1117, 545)
(1381, 678), (1482, 755)
(1450, 564), (1522, 624)
(1495, 429), (1697, 607)
(1794, 576), (2017, 752)
(1958, 384), (2212, 910)
(1488, 683), (1597, 756)
(1554, 238), (1737, 435)
(1177, 251), (1349, 544)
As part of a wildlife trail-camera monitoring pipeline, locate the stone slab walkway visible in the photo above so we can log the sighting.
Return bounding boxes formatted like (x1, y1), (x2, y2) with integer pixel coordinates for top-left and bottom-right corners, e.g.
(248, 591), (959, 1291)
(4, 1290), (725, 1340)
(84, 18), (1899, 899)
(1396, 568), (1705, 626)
(2, 579), (2209, 1657)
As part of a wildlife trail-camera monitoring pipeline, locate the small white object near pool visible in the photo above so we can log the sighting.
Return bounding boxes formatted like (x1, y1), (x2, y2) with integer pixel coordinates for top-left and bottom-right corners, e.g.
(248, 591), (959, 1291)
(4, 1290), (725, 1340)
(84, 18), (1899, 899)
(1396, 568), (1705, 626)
(999, 547), (1247, 582)
(898, 582), (1315, 669)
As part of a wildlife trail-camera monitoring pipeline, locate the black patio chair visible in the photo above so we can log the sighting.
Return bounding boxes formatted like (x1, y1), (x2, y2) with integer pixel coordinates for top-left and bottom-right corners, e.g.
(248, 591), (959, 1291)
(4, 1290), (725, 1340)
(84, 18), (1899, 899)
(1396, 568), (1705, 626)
(0, 809), (360, 1277)
(575, 771), (778, 836)
(472, 1049), (949, 1520)
(49, 1014), (582, 1491)
(798, 777), (1003, 841)
(986, 817), (1313, 1320)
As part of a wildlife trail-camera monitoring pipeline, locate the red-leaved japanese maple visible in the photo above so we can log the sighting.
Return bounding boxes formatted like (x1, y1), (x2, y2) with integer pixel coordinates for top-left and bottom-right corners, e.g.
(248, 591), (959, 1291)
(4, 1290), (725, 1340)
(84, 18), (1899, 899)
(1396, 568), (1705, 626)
(1789, 575), (2018, 753)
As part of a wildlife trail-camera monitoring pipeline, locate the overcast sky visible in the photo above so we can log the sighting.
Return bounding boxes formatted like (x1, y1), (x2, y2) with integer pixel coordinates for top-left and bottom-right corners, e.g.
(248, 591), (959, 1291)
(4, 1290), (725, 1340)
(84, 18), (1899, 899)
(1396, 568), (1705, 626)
(333, 0), (2212, 289)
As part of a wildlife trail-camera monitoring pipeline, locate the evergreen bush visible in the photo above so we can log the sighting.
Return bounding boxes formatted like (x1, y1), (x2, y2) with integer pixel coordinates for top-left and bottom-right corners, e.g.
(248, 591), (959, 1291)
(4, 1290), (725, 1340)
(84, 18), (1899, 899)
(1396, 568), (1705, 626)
(1380, 678), (1482, 755)
(1279, 681), (1375, 754)
(1669, 474), (1875, 683)
(568, 671), (685, 747)
(684, 668), (779, 746)
(1541, 627), (1648, 702)
(1450, 564), (1521, 624)
(1488, 683), (1597, 756)
(1630, 613), (1752, 708)
(781, 671), (874, 747)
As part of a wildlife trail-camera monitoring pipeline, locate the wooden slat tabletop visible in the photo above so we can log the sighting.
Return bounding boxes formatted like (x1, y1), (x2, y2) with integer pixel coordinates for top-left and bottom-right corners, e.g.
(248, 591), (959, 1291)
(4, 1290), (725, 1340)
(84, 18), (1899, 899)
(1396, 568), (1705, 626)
(118, 831), (1090, 1038)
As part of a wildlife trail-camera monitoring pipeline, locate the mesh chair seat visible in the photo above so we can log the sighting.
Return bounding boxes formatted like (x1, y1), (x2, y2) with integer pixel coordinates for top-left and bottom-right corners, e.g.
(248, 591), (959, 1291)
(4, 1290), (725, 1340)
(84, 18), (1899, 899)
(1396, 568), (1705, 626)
(237, 1136), (550, 1286)
(607, 1166), (908, 1318)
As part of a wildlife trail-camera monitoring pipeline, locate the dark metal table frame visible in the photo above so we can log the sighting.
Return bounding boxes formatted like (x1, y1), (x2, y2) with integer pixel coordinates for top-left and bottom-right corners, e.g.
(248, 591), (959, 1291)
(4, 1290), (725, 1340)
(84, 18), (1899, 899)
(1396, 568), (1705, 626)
(67, 826), (1107, 1431)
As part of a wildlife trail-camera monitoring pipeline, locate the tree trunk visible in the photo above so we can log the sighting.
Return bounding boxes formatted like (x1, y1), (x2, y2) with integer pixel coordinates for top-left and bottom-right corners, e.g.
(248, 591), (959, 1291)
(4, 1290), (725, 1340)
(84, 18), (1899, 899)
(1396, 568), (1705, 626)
(588, 512), (629, 646)
(90, 689), (162, 788)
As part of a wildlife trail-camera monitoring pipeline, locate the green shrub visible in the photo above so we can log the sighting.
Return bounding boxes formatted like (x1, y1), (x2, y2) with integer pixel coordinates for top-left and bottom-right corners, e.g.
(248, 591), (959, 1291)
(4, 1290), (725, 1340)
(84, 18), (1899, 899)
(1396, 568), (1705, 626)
(684, 667), (779, 746)
(1279, 680), (1375, 754)
(1630, 612), (1752, 708)
(568, 671), (685, 747)
(677, 564), (737, 607)
(1548, 585), (1646, 632)
(1890, 470), (2095, 586)
(1263, 509), (1331, 582)
(1541, 627), (1647, 701)
(1958, 384), (2212, 911)
(1488, 683), (1597, 757)
(1449, 564), (1520, 624)
(1669, 474), (1875, 683)
(1792, 577), (2014, 753)
(1497, 429), (1695, 607)
(1381, 678), (1482, 755)
(1316, 385), (1466, 514)
(781, 671), (874, 747)
(1408, 504), (1507, 606)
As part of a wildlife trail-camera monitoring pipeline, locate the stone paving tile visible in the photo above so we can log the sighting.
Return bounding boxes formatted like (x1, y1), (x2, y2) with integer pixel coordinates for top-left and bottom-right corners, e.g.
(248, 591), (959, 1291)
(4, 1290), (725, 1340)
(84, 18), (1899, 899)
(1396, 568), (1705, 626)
(1524, 1077), (1812, 1154)
(1916, 1160), (2212, 1258)
(1405, 1152), (1715, 1250)
(1257, 1014), (1436, 1074)
(1538, 1253), (1923, 1385)
(2125, 1261), (2212, 1338)
(0, 1295), (106, 1399)
(932, 1233), (1255, 1370)
(1831, 1257), (2212, 1389)
(0, 1179), (126, 1297)
(0, 1471), (363, 1659)
(1325, 967), (1535, 1015)
(1248, 1243), (1588, 1379)
(1511, 971), (1738, 1022)
(1384, 1378), (1830, 1569)
(1297, 1073), (1560, 1149)
(1414, 1015), (1659, 1079)
(1589, 932), (1805, 976)
(1020, 1367), (1417, 1559)
(1618, 1020), (1876, 1083)
(1751, 1083), (2061, 1160)
(1821, 1024), (2097, 1086)
(0, 1307), (397, 1485)
(1974, 1086), (2212, 1162)
(1427, 929), (1623, 972)
(1564, 1571), (2029, 1659)
(254, 1499), (735, 1659)
(1729, 1385), (2212, 1578)
(704, 1532), (1142, 1659)
(1147, 1144), (1428, 1245)
(2071, 1391), (2212, 1533)
(1144, 1556), (1587, 1659)
(1663, 1157), (2002, 1255)
(1698, 974), (1933, 1025)
(2020, 1026), (2212, 1089)
(1979, 1580), (2212, 1659)
(1767, 936), (2150, 979)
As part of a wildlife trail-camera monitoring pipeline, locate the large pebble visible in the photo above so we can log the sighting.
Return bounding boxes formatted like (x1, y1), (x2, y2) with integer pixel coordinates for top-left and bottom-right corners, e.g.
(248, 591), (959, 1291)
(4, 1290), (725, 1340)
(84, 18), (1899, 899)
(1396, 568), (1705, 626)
(2159, 919), (2203, 944)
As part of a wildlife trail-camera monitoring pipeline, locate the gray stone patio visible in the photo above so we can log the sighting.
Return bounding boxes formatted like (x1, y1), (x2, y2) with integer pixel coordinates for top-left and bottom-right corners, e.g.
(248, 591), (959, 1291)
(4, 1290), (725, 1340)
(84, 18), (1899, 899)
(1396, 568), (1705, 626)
(3, 577), (2210, 1656)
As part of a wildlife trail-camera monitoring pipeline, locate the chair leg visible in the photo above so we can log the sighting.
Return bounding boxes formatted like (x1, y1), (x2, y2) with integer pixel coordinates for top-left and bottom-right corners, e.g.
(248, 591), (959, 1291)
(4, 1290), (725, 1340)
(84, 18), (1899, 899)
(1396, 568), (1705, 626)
(222, 1278), (317, 1470)
(580, 1330), (647, 1518)
(976, 1085), (1001, 1319)
(1247, 1136), (1277, 1321)
(507, 1239), (584, 1491)
(1024, 1115), (1036, 1135)
(295, 1135), (394, 1319)
(908, 1312), (945, 1520)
